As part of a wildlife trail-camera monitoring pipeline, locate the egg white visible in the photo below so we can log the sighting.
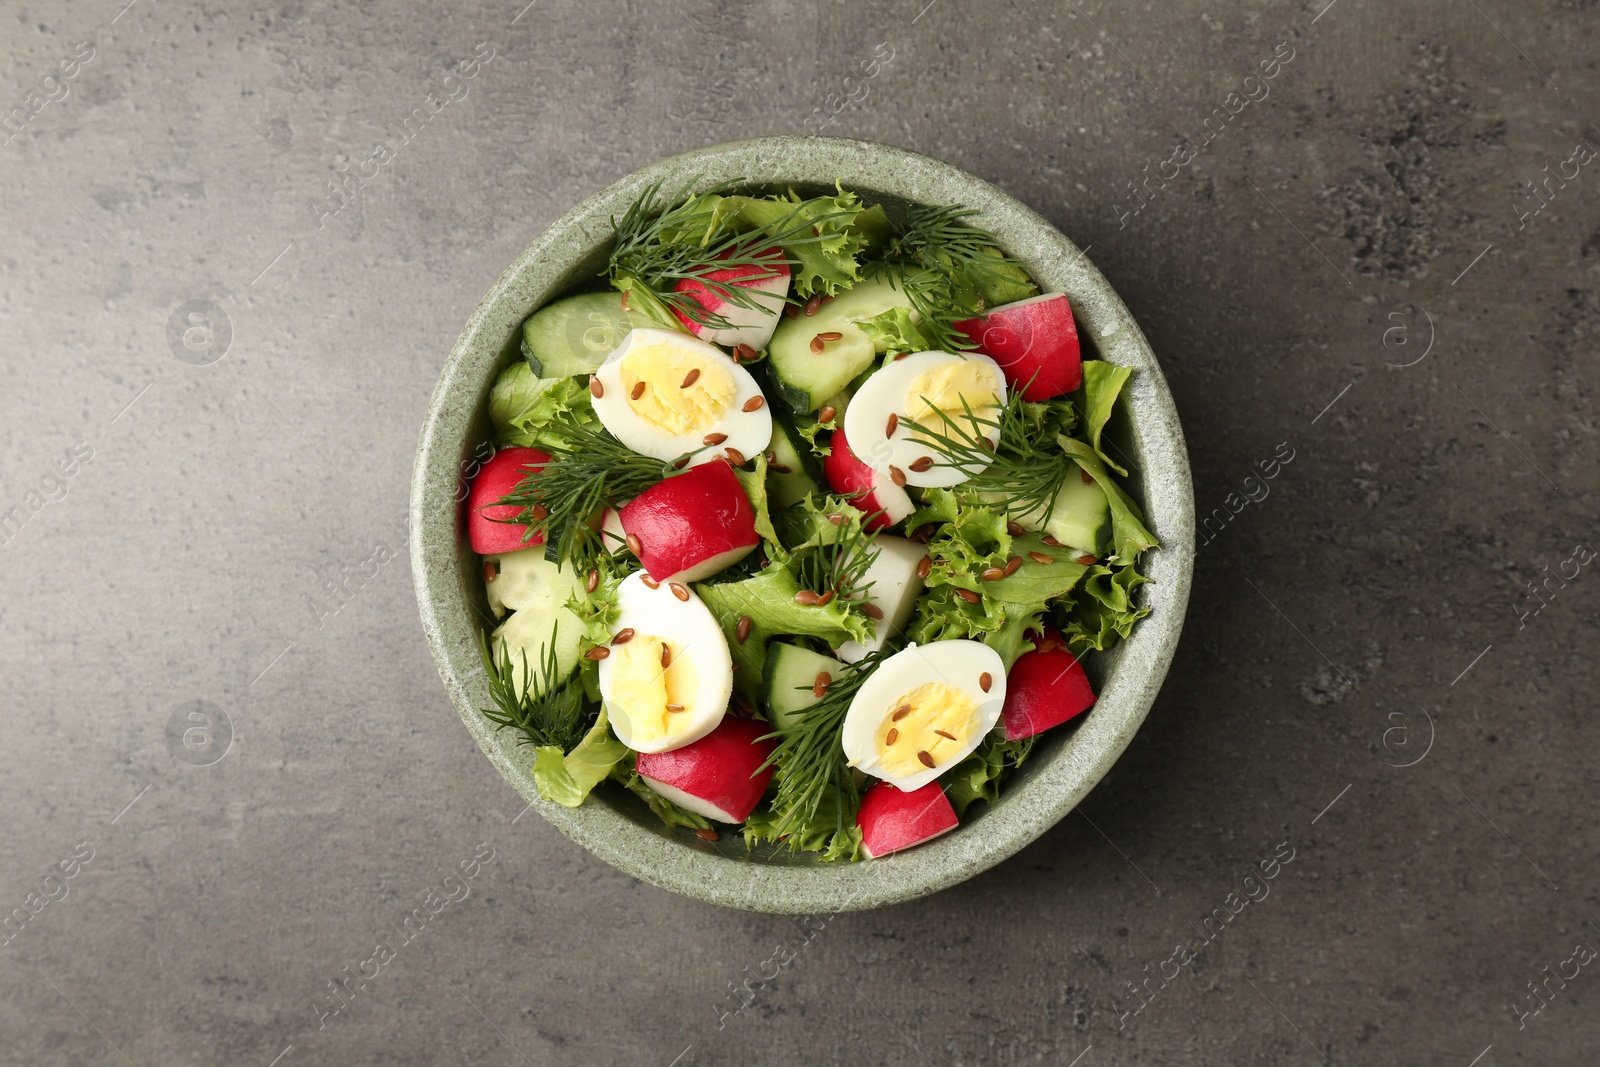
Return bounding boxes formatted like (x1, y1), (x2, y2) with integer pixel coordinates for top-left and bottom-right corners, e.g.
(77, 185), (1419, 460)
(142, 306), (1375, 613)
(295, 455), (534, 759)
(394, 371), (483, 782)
(841, 350), (1007, 489)
(598, 571), (733, 753)
(841, 640), (1006, 792)
(590, 328), (771, 467)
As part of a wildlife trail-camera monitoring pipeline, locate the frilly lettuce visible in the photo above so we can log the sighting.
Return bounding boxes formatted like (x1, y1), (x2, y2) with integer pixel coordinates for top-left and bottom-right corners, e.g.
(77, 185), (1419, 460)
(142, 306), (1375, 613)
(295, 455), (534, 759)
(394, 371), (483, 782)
(857, 305), (931, 355)
(1061, 563), (1152, 651)
(1057, 437), (1157, 565)
(726, 186), (874, 297)
(489, 362), (597, 449)
(742, 792), (863, 861)
(943, 736), (1036, 816)
(531, 706), (629, 807)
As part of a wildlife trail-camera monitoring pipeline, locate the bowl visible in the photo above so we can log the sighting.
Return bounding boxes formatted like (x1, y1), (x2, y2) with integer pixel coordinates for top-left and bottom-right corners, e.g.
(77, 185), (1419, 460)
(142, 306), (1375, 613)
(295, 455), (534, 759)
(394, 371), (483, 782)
(410, 137), (1194, 913)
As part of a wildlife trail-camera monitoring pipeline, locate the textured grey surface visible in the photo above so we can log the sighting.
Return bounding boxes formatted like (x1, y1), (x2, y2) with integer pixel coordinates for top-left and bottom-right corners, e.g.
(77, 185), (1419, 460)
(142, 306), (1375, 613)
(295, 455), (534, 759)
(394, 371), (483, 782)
(411, 136), (1194, 913)
(2, 1), (1596, 1064)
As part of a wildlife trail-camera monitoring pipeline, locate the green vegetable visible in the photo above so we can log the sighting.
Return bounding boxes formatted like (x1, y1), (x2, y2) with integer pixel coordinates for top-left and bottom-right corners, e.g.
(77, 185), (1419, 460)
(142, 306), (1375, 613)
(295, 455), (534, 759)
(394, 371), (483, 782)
(520, 290), (666, 379)
(478, 624), (591, 748)
(742, 794), (863, 861)
(723, 185), (875, 297)
(1057, 437), (1157, 566)
(907, 386), (1075, 525)
(1060, 563), (1152, 652)
(731, 452), (782, 555)
(766, 412), (824, 509)
(1078, 361), (1133, 476)
(762, 641), (846, 729)
(489, 364), (598, 450)
(764, 270), (916, 412)
(943, 736), (1036, 816)
(531, 706), (629, 807)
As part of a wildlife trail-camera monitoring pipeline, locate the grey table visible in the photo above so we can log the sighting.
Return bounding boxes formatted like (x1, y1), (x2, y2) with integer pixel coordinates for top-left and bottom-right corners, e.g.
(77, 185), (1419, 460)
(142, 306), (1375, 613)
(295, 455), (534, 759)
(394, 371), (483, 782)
(2, 1), (1596, 1064)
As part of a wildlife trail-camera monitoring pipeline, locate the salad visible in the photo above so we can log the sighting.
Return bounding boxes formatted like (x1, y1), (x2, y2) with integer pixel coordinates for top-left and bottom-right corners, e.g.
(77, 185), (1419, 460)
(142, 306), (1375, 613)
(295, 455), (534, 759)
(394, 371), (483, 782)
(464, 180), (1158, 861)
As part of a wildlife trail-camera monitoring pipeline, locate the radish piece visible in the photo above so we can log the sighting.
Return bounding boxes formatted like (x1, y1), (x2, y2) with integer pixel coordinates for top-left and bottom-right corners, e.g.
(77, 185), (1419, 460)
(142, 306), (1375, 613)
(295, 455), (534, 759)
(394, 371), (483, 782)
(635, 717), (776, 823)
(955, 293), (1081, 401)
(856, 780), (959, 858)
(619, 459), (759, 584)
(672, 247), (791, 351)
(1001, 627), (1096, 740)
(822, 428), (913, 532)
(467, 447), (550, 554)
(835, 535), (927, 662)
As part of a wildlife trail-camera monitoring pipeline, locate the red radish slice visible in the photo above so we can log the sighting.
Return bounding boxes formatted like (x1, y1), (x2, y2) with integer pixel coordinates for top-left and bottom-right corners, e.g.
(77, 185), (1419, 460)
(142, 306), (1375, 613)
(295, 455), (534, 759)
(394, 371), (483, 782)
(635, 717), (776, 823)
(673, 247), (791, 351)
(822, 428), (913, 532)
(467, 447), (551, 554)
(955, 292), (1081, 401)
(619, 459), (759, 584)
(856, 780), (959, 858)
(1001, 627), (1096, 740)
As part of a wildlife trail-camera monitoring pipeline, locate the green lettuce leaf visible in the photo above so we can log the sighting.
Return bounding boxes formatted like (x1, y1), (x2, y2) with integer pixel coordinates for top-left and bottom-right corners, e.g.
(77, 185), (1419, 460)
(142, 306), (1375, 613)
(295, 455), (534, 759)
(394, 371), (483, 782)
(489, 365), (598, 449)
(742, 792), (863, 861)
(943, 736), (1036, 816)
(732, 453), (783, 556)
(1060, 563), (1152, 651)
(725, 187), (872, 297)
(531, 706), (629, 807)
(1078, 361), (1133, 476)
(1058, 437), (1157, 566)
(857, 305), (931, 355)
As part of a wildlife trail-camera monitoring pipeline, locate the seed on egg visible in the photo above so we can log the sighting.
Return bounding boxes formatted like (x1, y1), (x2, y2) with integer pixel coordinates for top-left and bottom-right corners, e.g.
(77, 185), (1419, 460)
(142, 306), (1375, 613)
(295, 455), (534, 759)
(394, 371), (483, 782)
(641, 575), (660, 589)
(979, 672), (992, 692)
(669, 582), (690, 601)
(665, 702), (685, 712)
(885, 413), (898, 437)
(892, 705), (912, 721)
(703, 432), (728, 445)
(612, 627), (635, 645)
(589, 377), (604, 399)
(935, 729), (957, 740)
(885, 727), (899, 745)
(630, 381), (647, 401)
(889, 465), (906, 487)
(585, 646), (610, 660)
(916, 750), (935, 768)
(680, 368), (701, 389)
(660, 644), (672, 668)
(742, 395), (765, 412)
(725, 447), (747, 466)
(909, 456), (934, 473)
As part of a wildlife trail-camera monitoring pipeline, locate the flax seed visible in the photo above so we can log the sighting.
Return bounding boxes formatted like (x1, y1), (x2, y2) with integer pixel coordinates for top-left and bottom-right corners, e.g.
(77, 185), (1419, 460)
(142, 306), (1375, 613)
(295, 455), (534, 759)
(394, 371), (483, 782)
(916, 555), (932, 579)
(725, 447), (747, 466)
(803, 294), (822, 316)
(669, 582), (690, 602)
(742, 395), (765, 412)
(980, 566), (1004, 581)
(585, 646), (610, 660)
(917, 750), (935, 768)
(892, 705), (912, 721)
(626, 533), (643, 556)
(1006, 521), (1025, 536)
(827, 513), (843, 526)
(770, 462), (792, 474)
(861, 602), (884, 620)
(483, 561), (497, 583)
(703, 432), (728, 446)
(1081, 469), (1093, 484)
(785, 304), (798, 319)
(612, 628), (635, 645)
(660, 644), (672, 668)
(817, 405), (837, 423)
(813, 672), (831, 698)
(734, 343), (758, 363)
(1076, 554), (1097, 565)
(1004, 555), (1022, 576)
(695, 827), (719, 841)
(589, 377), (604, 399)
(885, 727), (899, 745)
(529, 504), (549, 521)
(889, 465), (906, 487)
(935, 729), (958, 740)
(673, 456), (690, 469)
(909, 456), (934, 473)
(794, 589), (820, 605)
(816, 331), (842, 341)
(810, 336), (825, 354)
(641, 575), (660, 589)
(816, 589), (835, 606)
(1029, 551), (1053, 564)
(955, 588), (981, 604)
(630, 381), (646, 401)
(586, 568), (600, 592)
(680, 368), (701, 389)
(979, 672), (992, 692)
(885, 413), (899, 438)
(1041, 534), (1063, 547)
(665, 702), (685, 712)
(735, 616), (753, 644)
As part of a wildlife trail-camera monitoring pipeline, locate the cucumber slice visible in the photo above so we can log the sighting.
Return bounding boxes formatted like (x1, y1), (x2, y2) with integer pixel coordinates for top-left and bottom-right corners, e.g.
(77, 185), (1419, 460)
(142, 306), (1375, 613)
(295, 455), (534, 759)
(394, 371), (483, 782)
(487, 551), (585, 698)
(521, 291), (657, 378)
(767, 412), (823, 509)
(763, 642), (846, 729)
(765, 272), (917, 412)
(1045, 465), (1110, 555)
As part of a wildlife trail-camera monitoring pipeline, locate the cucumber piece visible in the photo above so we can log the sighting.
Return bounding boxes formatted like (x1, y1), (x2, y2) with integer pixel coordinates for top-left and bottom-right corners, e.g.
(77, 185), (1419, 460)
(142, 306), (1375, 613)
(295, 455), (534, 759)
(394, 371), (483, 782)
(763, 642), (846, 729)
(1045, 464), (1110, 555)
(489, 567), (585, 700)
(521, 291), (657, 378)
(767, 413), (823, 510)
(765, 272), (917, 412)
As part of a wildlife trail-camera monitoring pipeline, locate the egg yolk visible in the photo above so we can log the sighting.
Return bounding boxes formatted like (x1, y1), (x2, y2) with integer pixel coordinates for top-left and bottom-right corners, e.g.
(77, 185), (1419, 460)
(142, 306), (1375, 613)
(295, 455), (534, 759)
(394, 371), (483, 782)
(874, 681), (976, 777)
(607, 635), (698, 746)
(905, 359), (999, 435)
(619, 344), (737, 437)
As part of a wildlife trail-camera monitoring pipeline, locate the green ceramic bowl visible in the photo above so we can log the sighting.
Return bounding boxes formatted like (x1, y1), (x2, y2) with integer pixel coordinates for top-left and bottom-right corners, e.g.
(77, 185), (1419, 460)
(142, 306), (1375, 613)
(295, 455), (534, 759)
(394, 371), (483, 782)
(411, 137), (1193, 913)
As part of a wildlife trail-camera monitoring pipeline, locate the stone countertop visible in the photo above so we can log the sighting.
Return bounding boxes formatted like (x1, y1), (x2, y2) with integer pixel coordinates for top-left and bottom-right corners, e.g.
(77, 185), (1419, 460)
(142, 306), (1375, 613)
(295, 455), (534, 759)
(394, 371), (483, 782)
(1, 1), (1596, 1064)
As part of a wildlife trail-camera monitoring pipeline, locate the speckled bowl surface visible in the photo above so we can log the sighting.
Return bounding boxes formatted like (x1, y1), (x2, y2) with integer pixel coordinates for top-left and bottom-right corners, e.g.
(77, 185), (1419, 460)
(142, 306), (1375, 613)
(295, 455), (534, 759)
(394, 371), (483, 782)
(411, 137), (1193, 913)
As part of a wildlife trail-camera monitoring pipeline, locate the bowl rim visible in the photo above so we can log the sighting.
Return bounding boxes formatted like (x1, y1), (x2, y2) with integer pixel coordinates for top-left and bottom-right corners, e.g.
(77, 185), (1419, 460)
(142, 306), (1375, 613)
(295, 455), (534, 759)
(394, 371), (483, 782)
(410, 136), (1194, 913)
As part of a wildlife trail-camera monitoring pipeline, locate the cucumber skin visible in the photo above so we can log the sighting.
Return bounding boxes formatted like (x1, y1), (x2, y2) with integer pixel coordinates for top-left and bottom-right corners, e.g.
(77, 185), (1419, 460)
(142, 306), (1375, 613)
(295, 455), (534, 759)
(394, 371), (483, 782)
(766, 407), (825, 510)
(762, 642), (846, 728)
(521, 291), (656, 378)
(1047, 469), (1110, 554)
(763, 272), (915, 412)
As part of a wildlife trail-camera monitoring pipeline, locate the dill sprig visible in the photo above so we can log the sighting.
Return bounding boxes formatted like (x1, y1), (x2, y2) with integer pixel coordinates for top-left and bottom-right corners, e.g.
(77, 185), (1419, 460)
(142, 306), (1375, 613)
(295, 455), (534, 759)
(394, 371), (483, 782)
(873, 203), (1019, 351)
(905, 386), (1073, 519)
(477, 624), (594, 751)
(791, 511), (881, 604)
(607, 178), (852, 330)
(757, 646), (897, 842)
(496, 422), (686, 568)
